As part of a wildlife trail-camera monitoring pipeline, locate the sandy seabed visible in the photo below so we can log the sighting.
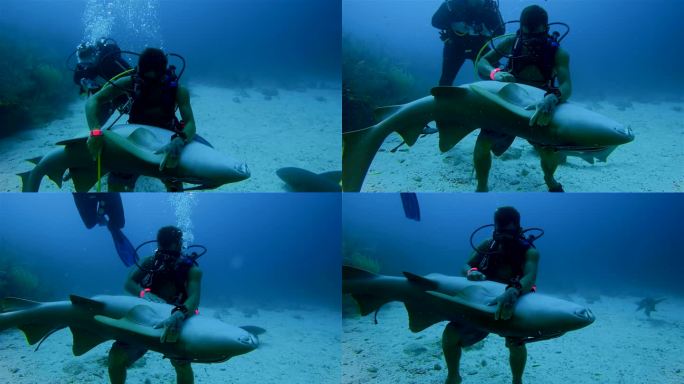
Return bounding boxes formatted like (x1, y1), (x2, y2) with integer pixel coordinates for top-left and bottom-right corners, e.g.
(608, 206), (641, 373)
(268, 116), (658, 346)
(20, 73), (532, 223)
(358, 99), (684, 192)
(0, 83), (341, 192)
(0, 303), (340, 383)
(342, 296), (684, 384)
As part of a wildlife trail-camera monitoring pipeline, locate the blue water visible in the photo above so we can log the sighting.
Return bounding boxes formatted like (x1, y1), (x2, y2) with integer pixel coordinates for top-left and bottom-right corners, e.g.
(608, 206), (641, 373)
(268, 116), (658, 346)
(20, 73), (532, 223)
(0, 193), (341, 309)
(0, 0), (340, 84)
(343, 193), (683, 296)
(343, 0), (684, 99)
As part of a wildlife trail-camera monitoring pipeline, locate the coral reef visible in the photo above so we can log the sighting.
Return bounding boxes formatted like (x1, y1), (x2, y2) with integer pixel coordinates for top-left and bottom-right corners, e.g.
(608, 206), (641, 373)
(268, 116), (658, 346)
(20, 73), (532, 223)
(0, 256), (41, 299)
(0, 28), (75, 137)
(342, 35), (420, 132)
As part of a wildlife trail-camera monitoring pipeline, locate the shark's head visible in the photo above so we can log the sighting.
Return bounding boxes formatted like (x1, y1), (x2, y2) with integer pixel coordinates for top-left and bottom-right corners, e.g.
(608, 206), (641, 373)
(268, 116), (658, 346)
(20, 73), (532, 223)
(515, 295), (595, 337)
(176, 143), (251, 187)
(180, 318), (259, 363)
(553, 105), (634, 147)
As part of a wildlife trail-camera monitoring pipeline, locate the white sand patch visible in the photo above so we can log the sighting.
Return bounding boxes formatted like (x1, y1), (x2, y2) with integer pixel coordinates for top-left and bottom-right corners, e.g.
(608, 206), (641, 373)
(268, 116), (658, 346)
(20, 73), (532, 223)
(342, 296), (683, 384)
(0, 304), (340, 383)
(0, 83), (340, 192)
(359, 100), (684, 192)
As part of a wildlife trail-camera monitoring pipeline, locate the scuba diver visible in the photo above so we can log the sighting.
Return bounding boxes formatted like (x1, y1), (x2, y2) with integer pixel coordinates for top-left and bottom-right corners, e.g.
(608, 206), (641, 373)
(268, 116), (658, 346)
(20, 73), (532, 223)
(72, 38), (132, 126)
(110, 226), (202, 384)
(432, 0), (504, 86)
(85, 47), (197, 192)
(442, 207), (540, 384)
(73, 193), (137, 267)
(475, 5), (573, 192)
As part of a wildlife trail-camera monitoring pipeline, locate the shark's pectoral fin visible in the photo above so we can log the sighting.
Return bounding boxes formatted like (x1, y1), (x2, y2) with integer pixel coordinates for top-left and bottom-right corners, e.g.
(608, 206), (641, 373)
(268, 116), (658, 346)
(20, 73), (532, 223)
(56, 137), (88, 146)
(94, 314), (162, 339)
(404, 301), (446, 333)
(70, 295), (106, 312)
(470, 84), (533, 121)
(68, 167), (100, 192)
(70, 326), (110, 356)
(426, 290), (496, 317)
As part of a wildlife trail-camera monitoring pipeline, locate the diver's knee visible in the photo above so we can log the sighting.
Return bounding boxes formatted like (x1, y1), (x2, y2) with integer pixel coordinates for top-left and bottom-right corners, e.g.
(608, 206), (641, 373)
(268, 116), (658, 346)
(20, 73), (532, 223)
(442, 323), (462, 347)
(108, 347), (130, 368)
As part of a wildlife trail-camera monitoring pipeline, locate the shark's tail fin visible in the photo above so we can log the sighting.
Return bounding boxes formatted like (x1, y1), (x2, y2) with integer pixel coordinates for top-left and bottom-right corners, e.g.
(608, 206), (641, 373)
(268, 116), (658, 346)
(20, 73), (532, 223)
(0, 298), (63, 346)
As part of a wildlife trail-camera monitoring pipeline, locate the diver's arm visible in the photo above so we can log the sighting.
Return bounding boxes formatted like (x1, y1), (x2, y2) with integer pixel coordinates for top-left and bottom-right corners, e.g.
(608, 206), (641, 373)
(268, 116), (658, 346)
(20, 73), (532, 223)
(518, 247), (540, 294)
(85, 77), (131, 130)
(554, 49), (572, 102)
(176, 86), (196, 142)
(462, 240), (489, 278)
(181, 267), (202, 313)
(124, 256), (153, 295)
(477, 36), (514, 79)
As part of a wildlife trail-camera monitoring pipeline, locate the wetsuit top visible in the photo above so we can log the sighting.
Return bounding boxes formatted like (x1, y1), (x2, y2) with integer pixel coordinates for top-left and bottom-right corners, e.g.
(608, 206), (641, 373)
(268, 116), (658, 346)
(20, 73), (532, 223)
(504, 31), (560, 91)
(432, 0), (504, 38)
(128, 75), (179, 130)
(468, 238), (532, 285)
(140, 254), (197, 305)
(73, 42), (130, 88)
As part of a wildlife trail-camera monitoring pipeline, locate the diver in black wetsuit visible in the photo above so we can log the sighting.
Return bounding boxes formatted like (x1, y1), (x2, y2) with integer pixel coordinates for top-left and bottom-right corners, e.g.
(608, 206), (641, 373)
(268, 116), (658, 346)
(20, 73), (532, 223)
(72, 38), (132, 125)
(442, 207), (540, 384)
(432, 0), (504, 86)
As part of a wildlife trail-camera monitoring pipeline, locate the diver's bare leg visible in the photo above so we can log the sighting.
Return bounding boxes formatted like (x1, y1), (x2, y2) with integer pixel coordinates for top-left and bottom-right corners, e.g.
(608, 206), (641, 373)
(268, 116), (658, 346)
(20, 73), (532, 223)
(442, 324), (463, 384)
(538, 147), (562, 191)
(171, 360), (194, 384)
(473, 135), (493, 192)
(507, 341), (527, 384)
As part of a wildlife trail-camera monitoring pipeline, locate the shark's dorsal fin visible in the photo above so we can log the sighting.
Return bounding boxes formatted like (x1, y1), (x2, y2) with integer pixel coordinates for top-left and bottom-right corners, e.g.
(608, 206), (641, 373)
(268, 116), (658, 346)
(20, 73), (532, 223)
(1, 297), (42, 312)
(69, 326), (110, 356)
(318, 170), (342, 184)
(403, 272), (439, 290)
(18, 324), (62, 345)
(495, 83), (537, 108)
(342, 265), (378, 280)
(68, 167), (99, 192)
(404, 301), (445, 333)
(430, 86), (469, 99)
(69, 295), (106, 312)
(26, 156), (43, 165)
(46, 167), (66, 188)
(373, 105), (402, 122)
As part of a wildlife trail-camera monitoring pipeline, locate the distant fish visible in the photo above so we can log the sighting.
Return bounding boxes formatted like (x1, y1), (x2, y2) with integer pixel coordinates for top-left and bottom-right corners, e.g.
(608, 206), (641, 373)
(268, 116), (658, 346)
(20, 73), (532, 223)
(635, 297), (665, 317)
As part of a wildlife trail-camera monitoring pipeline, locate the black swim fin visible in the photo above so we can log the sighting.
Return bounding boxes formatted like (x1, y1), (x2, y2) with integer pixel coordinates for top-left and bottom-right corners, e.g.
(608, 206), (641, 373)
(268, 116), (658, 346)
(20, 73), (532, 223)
(108, 225), (138, 267)
(400, 193), (420, 222)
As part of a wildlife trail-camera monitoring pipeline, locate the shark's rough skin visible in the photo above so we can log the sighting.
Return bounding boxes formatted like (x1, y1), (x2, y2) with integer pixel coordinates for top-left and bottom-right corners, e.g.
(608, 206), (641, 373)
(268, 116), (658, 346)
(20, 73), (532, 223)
(18, 124), (250, 192)
(0, 295), (261, 363)
(343, 266), (595, 343)
(342, 81), (634, 191)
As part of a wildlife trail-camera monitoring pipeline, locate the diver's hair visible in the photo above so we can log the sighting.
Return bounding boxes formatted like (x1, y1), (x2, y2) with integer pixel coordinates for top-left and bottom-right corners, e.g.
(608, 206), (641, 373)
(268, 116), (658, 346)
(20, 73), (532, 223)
(494, 206), (521, 228)
(157, 226), (183, 249)
(520, 5), (548, 31)
(137, 47), (167, 77)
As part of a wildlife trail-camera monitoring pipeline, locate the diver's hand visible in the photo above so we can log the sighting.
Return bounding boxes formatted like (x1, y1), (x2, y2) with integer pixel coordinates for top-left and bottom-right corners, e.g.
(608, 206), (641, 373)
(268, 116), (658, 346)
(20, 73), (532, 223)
(86, 134), (103, 160)
(527, 94), (559, 127)
(154, 137), (185, 170)
(493, 71), (515, 82)
(450, 21), (468, 35)
(142, 292), (166, 303)
(467, 270), (486, 281)
(154, 311), (185, 343)
(489, 287), (520, 320)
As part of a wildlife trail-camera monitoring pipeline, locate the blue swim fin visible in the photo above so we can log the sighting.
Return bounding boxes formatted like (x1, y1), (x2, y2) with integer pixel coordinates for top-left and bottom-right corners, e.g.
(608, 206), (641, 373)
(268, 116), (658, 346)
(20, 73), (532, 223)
(400, 193), (420, 222)
(108, 225), (138, 267)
